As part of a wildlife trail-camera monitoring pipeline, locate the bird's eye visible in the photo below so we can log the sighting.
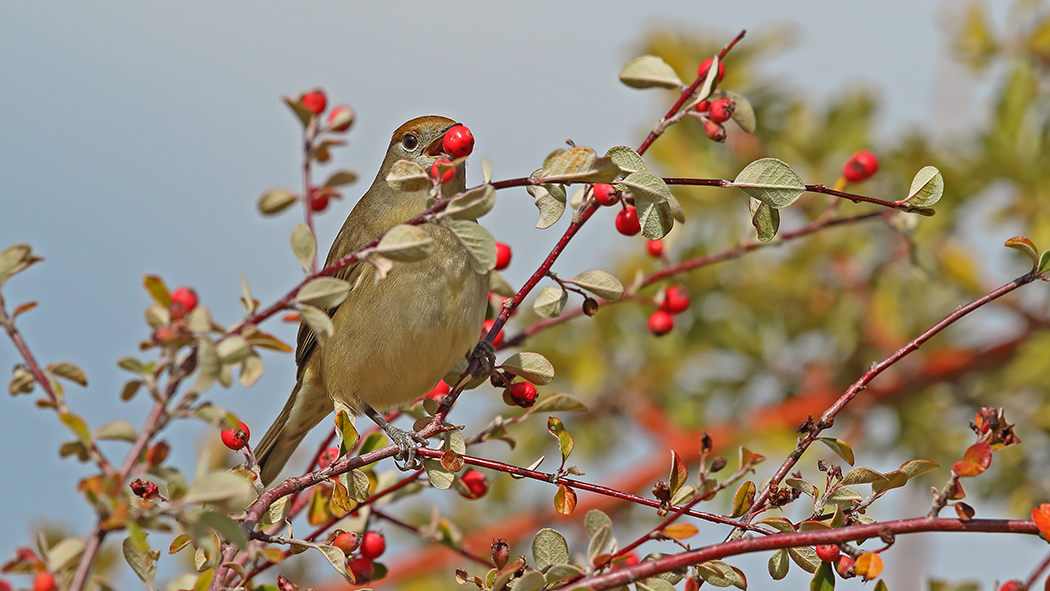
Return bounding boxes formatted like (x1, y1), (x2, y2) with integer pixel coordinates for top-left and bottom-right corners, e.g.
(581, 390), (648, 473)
(401, 134), (419, 150)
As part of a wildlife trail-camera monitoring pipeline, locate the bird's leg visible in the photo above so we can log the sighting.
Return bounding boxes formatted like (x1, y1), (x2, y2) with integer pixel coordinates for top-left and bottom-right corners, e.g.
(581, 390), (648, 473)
(363, 405), (425, 470)
(470, 340), (496, 379)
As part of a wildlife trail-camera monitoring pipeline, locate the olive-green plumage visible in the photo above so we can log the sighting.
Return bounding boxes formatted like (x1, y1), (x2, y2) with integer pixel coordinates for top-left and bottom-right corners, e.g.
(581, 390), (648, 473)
(255, 116), (489, 484)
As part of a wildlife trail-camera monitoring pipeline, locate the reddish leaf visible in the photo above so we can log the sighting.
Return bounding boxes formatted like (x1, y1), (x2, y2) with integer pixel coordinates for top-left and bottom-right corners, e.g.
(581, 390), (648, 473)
(554, 484), (577, 515)
(953, 442), (992, 477)
(669, 450), (688, 496)
(954, 502), (975, 521)
(1032, 503), (1050, 542)
(661, 523), (698, 539)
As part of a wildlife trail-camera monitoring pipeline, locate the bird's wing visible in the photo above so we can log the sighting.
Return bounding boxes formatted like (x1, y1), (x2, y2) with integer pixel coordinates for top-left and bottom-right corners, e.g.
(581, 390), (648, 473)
(294, 225), (369, 378)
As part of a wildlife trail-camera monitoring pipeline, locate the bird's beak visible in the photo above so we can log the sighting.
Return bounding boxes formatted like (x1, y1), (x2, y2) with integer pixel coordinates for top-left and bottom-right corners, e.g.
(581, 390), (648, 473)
(425, 123), (458, 157)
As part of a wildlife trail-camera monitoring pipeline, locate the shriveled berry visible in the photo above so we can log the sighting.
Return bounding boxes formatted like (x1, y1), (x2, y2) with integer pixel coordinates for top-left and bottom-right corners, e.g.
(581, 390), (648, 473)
(130, 478), (160, 500)
(359, 531), (386, 560)
(430, 158), (456, 184)
(460, 469), (489, 499)
(331, 530), (361, 555)
(442, 124), (474, 159)
(615, 207), (641, 236)
(703, 120), (727, 143)
(592, 183), (619, 206)
(494, 242), (512, 271)
(697, 58), (726, 83)
(317, 447), (340, 469)
(648, 310), (674, 336)
(505, 382), (537, 408)
(815, 544), (840, 563)
(221, 421), (250, 451)
(491, 538), (510, 570)
(647, 239), (664, 258)
(301, 89), (327, 115)
(660, 285), (690, 314)
(708, 98), (735, 123)
(327, 105), (354, 132)
(842, 151), (879, 183)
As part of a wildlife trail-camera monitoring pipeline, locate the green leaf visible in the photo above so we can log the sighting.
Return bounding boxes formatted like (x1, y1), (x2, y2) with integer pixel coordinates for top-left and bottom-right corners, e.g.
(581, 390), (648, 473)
(122, 526), (159, 587)
(618, 172), (671, 205)
(546, 564), (583, 584)
(531, 528), (569, 570)
(533, 286), (567, 318)
(731, 480), (756, 517)
(443, 184), (496, 220)
(531, 394), (587, 413)
(749, 197), (780, 242)
(732, 158), (806, 208)
(540, 147), (620, 184)
(501, 352), (555, 385)
(529, 183), (567, 230)
(637, 197), (675, 240)
(297, 305), (334, 346)
(619, 55), (683, 89)
(1040, 250), (1050, 273)
(605, 146), (649, 174)
(446, 219), (497, 274)
(423, 458), (454, 490)
(314, 544), (354, 582)
(818, 437), (855, 465)
(46, 362), (87, 387)
(841, 466), (888, 486)
(216, 335), (251, 365)
(46, 537), (86, 572)
(811, 561), (835, 591)
(825, 486), (863, 508)
(768, 549), (789, 580)
(899, 459), (939, 479)
(697, 560), (746, 589)
(788, 546), (820, 574)
(290, 224), (316, 273)
(1004, 236), (1039, 267)
(323, 170), (358, 188)
(904, 165), (944, 207)
(335, 410), (359, 454)
(547, 416), (575, 462)
(584, 509), (612, 539)
(142, 275), (171, 307)
(349, 469), (371, 502)
(569, 269), (623, 301)
(191, 337), (221, 394)
(587, 524), (611, 562)
(375, 225), (435, 262)
(513, 571), (546, 591)
(0, 243), (42, 288)
(61, 412), (92, 446)
(95, 420), (137, 442)
(9, 364), (35, 395)
(185, 471), (255, 508)
(296, 277), (352, 308)
(257, 187), (298, 216)
(385, 159), (430, 192)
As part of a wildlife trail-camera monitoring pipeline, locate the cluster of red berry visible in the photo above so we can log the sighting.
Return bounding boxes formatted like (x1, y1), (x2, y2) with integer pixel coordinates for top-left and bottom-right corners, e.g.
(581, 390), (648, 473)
(298, 89), (356, 213)
(430, 123), (475, 183)
(693, 58), (734, 143)
(327, 529), (386, 582)
(648, 285), (690, 337)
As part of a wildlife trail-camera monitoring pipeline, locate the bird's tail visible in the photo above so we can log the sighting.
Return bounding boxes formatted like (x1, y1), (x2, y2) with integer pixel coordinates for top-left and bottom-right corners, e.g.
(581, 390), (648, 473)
(255, 378), (333, 485)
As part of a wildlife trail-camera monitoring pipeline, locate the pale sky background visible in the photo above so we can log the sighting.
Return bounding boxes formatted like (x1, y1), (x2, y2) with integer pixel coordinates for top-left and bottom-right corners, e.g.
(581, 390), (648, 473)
(0, 1), (1043, 589)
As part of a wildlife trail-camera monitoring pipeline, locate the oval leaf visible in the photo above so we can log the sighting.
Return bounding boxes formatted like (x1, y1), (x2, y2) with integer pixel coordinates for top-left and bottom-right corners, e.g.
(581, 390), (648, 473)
(904, 165), (943, 207)
(375, 225), (435, 262)
(619, 55), (683, 90)
(569, 269), (623, 301)
(257, 187), (298, 216)
(446, 219), (497, 274)
(501, 352), (555, 385)
(290, 224), (316, 272)
(732, 158), (805, 208)
(533, 286), (567, 318)
(385, 159), (430, 192)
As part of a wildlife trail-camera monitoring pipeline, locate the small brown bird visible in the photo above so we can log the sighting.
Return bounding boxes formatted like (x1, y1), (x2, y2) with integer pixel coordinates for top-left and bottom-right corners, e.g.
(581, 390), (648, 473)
(255, 116), (490, 484)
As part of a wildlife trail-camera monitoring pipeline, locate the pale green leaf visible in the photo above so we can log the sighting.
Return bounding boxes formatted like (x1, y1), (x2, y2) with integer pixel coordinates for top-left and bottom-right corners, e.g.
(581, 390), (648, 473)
(619, 55), (683, 89)
(257, 187), (298, 216)
(532, 528), (569, 570)
(904, 165), (943, 207)
(533, 286), (567, 318)
(290, 224), (316, 272)
(569, 269), (623, 301)
(296, 277), (352, 308)
(501, 352), (555, 385)
(446, 219), (497, 274)
(732, 158), (805, 208)
(385, 159), (430, 192)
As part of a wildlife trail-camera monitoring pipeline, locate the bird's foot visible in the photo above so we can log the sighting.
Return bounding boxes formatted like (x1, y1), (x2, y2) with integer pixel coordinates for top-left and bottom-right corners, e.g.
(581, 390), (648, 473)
(470, 340), (496, 379)
(383, 423), (427, 471)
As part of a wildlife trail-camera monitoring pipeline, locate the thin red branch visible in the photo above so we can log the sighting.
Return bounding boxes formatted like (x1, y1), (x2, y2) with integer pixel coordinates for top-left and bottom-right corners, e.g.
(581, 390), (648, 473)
(664, 178), (934, 214)
(373, 509), (494, 568)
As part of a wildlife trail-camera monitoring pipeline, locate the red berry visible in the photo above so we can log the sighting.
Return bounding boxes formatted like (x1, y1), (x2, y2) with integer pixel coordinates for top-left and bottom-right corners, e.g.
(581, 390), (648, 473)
(482, 319), (503, 348)
(359, 531), (386, 560)
(622, 552), (639, 566)
(703, 120), (727, 142)
(697, 58), (726, 83)
(347, 556), (374, 582)
(430, 158), (456, 184)
(694, 100), (710, 113)
(220, 421), (250, 451)
(442, 124), (474, 159)
(309, 192), (329, 213)
(835, 555), (855, 579)
(301, 89), (327, 115)
(815, 544), (840, 563)
(648, 310), (674, 336)
(647, 239), (664, 258)
(593, 183), (619, 206)
(615, 207), (641, 236)
(0, 578), (11, 591)
(506, 382), (537, 408)
(999, 581), (1025, 591)
(327, 105), (354, 132)
(331, 530), (361, 555)
(842, 150), (879, 183)
(494, 242), (512, 271)
(460, 469), (489, 499)
(660, 285), (690, 314)
(708, 98), (735, 124)
(426, 381), (451, 403)
(33, 572), (55, 591)
(170, 287), (198, 315)
(318, 447), (340, 469)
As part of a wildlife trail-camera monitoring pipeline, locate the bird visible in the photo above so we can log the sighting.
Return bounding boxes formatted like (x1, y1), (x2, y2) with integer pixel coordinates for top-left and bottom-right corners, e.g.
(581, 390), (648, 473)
(255, 115), (491, 485)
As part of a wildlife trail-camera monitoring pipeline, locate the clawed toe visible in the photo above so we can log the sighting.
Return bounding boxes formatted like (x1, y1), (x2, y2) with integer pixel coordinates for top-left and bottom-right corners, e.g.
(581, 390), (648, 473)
(471, 340), (496, 378)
